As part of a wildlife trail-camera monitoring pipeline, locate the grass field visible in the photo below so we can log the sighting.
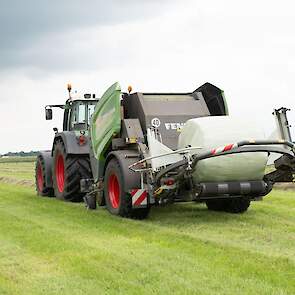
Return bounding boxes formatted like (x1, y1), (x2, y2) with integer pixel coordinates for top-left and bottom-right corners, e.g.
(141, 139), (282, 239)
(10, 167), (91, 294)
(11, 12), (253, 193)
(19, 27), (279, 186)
(0, 157), (35, 183)
(0, 159), (294, 294)
(0, 156), (36, 163)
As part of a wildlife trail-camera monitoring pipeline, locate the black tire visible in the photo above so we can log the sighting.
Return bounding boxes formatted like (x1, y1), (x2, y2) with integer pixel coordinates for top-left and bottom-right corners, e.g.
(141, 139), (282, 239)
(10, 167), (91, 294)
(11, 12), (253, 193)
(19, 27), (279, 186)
(223, 197), (251, 213)
(35, 155), (54, 197)
(206, 197), (251, 214)
(205, 199), (226, 211)
(52, 140), (92, 202)
(104, 158), (150, 219)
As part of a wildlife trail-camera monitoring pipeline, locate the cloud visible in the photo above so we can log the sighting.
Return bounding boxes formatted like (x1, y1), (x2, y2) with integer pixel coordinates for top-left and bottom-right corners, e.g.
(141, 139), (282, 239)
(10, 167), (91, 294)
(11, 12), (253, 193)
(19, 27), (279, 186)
(0, 0), (294, 153)
(0, 0), (175, 72)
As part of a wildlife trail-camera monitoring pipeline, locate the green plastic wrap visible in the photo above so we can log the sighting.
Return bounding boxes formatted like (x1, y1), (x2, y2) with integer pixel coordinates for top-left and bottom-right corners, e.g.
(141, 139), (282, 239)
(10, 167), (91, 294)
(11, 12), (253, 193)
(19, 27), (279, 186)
(178, 116), (268, 182)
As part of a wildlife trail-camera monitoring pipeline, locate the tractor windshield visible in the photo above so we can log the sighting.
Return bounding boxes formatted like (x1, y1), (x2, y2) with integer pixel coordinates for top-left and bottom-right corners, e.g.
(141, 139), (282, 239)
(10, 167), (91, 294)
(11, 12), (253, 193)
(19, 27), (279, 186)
(70, 101), (97, 131)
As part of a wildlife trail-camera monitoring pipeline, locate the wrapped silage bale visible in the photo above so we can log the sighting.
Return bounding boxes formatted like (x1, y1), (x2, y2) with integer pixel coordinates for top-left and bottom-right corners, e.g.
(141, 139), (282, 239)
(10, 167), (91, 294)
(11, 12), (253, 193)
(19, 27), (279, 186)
(178, 116), (268, 182)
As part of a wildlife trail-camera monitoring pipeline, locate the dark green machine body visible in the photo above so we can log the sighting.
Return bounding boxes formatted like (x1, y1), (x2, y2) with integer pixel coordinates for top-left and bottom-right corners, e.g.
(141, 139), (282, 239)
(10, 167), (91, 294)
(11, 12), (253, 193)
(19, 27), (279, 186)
(87, 82), (294, 219)
(89, 82), (228, 181)
(36, 82), (294, 220)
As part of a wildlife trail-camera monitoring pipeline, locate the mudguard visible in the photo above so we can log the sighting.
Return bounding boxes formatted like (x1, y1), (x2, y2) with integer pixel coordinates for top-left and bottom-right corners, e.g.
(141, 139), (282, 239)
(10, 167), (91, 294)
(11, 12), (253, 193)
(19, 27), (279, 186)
(90, 82), (121, 180)
(105, 150), (141, 191)
(52, 131), (90, 155)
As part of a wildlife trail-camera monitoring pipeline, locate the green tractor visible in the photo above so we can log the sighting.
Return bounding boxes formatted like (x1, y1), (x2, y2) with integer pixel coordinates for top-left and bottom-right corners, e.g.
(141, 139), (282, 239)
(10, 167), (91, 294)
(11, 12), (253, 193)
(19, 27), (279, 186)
(35, 84), (98, 201)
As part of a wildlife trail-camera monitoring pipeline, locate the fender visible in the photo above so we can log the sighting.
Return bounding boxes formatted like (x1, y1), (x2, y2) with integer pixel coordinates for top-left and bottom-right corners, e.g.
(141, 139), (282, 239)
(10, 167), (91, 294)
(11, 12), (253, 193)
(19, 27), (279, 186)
(104, 150), (141, 191)
(52, 131), (90, 155)
(38, 151), (53, 188)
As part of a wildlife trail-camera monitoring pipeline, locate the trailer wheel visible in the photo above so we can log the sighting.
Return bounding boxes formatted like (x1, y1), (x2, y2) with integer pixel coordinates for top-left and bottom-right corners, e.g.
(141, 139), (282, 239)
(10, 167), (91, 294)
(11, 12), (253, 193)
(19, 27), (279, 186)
(206, 197), (250, 213)
(223, 197), (251, 213)
(104, 158), (150, 219)
(205, 199), (225, 211)
(35, 155), (54, 197)
(52, 140), (92, 202)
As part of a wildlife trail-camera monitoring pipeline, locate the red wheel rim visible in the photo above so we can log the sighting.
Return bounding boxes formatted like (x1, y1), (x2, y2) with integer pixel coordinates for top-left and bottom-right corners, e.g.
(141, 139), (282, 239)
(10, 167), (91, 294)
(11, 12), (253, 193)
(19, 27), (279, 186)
(56, 153), (65, 193)
(108, 174), (120, 209)
(37, 161), (44, 192)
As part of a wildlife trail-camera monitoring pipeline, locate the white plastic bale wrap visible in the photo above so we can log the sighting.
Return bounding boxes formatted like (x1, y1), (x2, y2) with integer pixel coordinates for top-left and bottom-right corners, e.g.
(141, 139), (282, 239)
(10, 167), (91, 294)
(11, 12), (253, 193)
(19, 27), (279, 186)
(178, 116), (268, 182)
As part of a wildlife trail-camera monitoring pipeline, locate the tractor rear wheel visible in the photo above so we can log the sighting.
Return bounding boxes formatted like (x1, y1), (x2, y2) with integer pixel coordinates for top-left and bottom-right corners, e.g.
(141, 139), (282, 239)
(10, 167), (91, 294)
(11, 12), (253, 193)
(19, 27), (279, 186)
(35, 155), (54, 197)
(104, 158), (150, 219)
(52, 140), (92, 202)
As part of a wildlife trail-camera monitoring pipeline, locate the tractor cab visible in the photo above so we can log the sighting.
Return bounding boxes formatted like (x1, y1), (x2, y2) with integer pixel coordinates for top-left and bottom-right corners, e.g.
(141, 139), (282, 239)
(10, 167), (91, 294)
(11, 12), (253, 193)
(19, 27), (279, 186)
(45, 85), (98, 132)
(62, 99), (97, 131)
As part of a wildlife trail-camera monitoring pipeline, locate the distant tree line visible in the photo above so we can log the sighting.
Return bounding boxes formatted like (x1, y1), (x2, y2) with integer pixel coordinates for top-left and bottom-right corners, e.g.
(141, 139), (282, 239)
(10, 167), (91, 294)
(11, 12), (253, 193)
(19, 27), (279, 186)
(0, 151), (39, 157)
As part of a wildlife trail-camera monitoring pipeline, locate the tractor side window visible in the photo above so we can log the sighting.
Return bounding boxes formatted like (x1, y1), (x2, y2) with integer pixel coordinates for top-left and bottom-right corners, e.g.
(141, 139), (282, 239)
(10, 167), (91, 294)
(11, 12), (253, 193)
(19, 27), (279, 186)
(87, 104), (96, 124)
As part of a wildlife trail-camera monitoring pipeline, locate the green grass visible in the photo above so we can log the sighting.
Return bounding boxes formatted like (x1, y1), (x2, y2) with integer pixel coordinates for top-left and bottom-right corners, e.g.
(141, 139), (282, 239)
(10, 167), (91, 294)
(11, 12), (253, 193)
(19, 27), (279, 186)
(0, 185), (294, 295)
(0, 158), (35, 182)
(0, 162), (294, 294)
(0, 156), (36, 163)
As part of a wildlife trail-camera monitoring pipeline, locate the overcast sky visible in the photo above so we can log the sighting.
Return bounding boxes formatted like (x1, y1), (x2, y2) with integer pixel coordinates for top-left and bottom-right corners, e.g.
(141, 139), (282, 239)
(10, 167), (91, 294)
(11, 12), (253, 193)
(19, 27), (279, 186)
(0, 0), (294, 154)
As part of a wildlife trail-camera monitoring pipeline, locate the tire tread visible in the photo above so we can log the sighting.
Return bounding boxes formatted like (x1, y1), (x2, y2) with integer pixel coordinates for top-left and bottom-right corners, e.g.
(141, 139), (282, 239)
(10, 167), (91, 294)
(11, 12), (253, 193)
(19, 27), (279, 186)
(53, 140), (92, 202)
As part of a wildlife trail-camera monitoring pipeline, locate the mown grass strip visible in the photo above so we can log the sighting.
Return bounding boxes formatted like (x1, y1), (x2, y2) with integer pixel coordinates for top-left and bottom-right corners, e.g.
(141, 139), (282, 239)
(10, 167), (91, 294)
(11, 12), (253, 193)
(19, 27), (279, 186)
(0, 184), (294, 295)
(0, 156), (36, 163)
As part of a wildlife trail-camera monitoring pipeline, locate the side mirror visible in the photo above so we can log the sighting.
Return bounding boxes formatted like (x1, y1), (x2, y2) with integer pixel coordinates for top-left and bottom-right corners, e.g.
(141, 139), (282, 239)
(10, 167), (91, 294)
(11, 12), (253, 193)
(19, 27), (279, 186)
(45, 108), (53, 120)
